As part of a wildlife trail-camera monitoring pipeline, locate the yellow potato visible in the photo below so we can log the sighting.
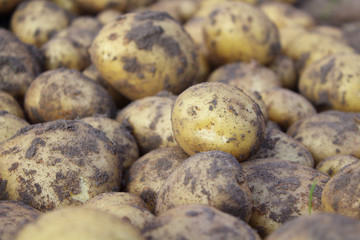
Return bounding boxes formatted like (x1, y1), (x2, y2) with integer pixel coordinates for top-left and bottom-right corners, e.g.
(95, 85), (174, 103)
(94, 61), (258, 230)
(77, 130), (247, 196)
(96, 9), (122, 25)
(83, 192), (148, 209)
(269, 54), (297, 89)
(75, 0), (127, 13)
(0, 111), (29, 143)
(316, 155), (360, 177)
(0, 91), (24, 119)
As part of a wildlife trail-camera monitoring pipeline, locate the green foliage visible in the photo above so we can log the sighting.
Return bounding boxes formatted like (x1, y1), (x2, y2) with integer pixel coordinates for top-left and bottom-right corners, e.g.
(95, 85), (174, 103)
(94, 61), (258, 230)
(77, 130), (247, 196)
(308, 180), (317, 215)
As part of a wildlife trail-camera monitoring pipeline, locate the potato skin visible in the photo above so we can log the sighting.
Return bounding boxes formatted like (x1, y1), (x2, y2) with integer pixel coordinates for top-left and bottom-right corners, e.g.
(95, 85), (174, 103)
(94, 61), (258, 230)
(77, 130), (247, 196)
(171, 82), (265, 161)
(155, 151), (253, 222)
(203, 1), (281, 65)
(0, 120), (121, 211)
(0, 111), (29, 143)
(90, 10), (198, 100)
(83, 192), (148, 209)
(24, 68), (116, 123)
(143, 204), (261, 240)
(269, 54), (297, 90)
(0, 91), (24, 119)
(316, 155), (360, 177)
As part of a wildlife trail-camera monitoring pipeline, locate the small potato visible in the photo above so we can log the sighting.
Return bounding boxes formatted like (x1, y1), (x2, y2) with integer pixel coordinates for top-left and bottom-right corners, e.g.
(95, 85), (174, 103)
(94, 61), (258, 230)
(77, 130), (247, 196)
(171, 82), (265, 161)
(299, 53), (360, 112)
(0, 91), (24, 118)
(203, 1), (281, 65)
(11, 1), (71, 47)
(155, 151), (253, 222)
(184, 17), (206, 47)
(269, 54), (297, 90)
(242, 159), (330, 237)
(24, 68), (116, 123)
(126, 147), (189, 212)
(75, 0), (127, 13)
(322, 161), (360, 219)
(90, 11), (199, 100)
(70, 16), (102, 32)
(249, 127), (314, 167)
(260, 87), (316, 130)
(316, 155), (360, 177)
(148, 0), (198, 22)
(97, 9), (122, 25)
(80, 116), (139, 169)
(143, 204), (261, 240)
(279, 25), (307, 51)
(84, 192), (148, 209)
(0, 111), (29, 143)
(51, 0), (81, 15)
(311, 25), (347, 43)
(116, 93), (177, 154)
(0, 201), (40, 240)
(207, 61), (281, 95)
(267, 212), (360, 240)
(15, 207), (144, 240)
(287, 111), (360, 165)
(0, 120), (121, 211)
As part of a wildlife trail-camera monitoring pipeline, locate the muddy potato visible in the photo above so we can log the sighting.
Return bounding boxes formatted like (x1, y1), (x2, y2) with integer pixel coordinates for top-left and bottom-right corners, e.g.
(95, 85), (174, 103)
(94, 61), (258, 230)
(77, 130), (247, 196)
(0, 91), (24, 118)
(0, 120), (121, 211)
(97, 9), (122, 25)
(316, 155), (360, 177)
(269, 54), (297, 89)
(287, 111), (360, 165)
(155, 151), (253, 222)
(0, 201), (40, 240)
(0, 0), (21, 14)
(299, 53), (360, 112)
(249, 127), (314, 167)
(11, 1), (71, 47)
(81, 116), (139, 169)
(322, 162), (360, 219)
(0, 111), (29, 143)
(75, 0), (127, 13)
(116, 93), (177, 154)
(203, 1), (281, 65)
(70, 16), (102, 32)
(24, 68), (116, 123)
(260, 87), (316, 130)
(172, 82), (265, 161)
(84, 192), (148, 209)
(241, 159), (330, 237)
(207, 61), (281, 95)
(0, 28), (41, 99)
(51, 0), (81, 15)
(15, 207), (144, 240)
(90, 10), (199, 100)
(267, 212), (360, 240)
(143, 204), (261, 240)
(126, 147), (189, 212)
(260, 2), (315, 29)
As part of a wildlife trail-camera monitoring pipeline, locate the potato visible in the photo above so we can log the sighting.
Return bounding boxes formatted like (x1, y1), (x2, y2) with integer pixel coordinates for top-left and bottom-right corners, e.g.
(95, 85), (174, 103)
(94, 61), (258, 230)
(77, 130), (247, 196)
(269, 54), (297, 89)
(0, 120), (121, 211)
(203, 1), (281, 65)
(126, 147), (189, 212)
(260, 87), (316, 130)
(171, 82), (265, 161)
(51, 0), (81, 15)
(148, 0), (198, 22)
(75, 0), (127, 13)
(80, 116), (139, 169)
(15, 207), (144, 240)
(267, 212), (360, 240)
(260, 2), (315, 29)
(97, 9), (122, 25)
(116, 93), (177, 154)
(278, 25), (307, 51)
(11, 1), (71, 47)
(155, 151), (253, 222)
(241, 159), (330, 237)
(0, 0), (21, 14)
(0, 28), (41, 99)
(207, 61), (281, 95)
(249, 127), (314, 167)
(343, 21), (360, 53)
(0, 201), (40, 240)
(316, 155), (360, 177)
(90, 10), (199, 100)
(24, 68), (116, 123)
(287, 111), (360, 165)
(322, 161), (360, 219)
(143, 204), (261, 240)
(69, 16), (102, 32)
(299, 53), (360, 112)
(0, 91), (24, 118)
(83, 192), (148, 209)
(184, 17), (205, 47)
(311, 25), (347, 43)
(0, 111), (29, 143)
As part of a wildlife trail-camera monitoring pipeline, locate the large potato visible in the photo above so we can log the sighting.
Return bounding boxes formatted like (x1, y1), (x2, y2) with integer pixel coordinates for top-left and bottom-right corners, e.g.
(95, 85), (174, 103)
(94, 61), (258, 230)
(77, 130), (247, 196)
(299, 53), (360, 112)
(242, 159), (330, 237)
(24, 68), (116, 123)
(171, 82), (265, 161)
(155, 151), (253, 222)
(0, 120), (121, 211)
(15, 207), (144, 240)
(126, 147), (189, 212)
(143, 204), (261, 240)
(0, 111), (29, 143)
(90, 10), (199, 100)
(203, 1), (281, 65)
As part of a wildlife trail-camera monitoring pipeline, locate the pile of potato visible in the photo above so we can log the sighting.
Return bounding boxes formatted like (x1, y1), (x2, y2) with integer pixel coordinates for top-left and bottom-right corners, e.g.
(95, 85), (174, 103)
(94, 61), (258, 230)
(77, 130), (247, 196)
(0, 0), (360, 239)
